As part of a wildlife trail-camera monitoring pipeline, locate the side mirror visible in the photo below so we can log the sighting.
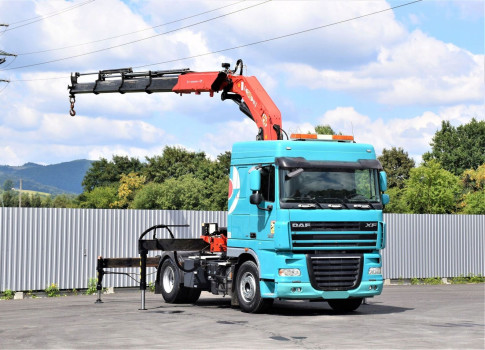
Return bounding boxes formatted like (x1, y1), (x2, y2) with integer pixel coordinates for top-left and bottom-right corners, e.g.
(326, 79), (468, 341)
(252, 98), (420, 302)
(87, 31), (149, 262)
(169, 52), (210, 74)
(249, 169), (261, 191)
(381, 193), (390, 205)
(250, 192), (263, 205)
(379, 171), (388, 192)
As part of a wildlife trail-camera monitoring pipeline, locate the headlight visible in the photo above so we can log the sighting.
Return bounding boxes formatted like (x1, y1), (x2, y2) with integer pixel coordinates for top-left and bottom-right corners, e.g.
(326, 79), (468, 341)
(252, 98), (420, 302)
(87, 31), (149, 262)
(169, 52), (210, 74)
(368, 267), (382, 275)
(278, 268), (301, 277)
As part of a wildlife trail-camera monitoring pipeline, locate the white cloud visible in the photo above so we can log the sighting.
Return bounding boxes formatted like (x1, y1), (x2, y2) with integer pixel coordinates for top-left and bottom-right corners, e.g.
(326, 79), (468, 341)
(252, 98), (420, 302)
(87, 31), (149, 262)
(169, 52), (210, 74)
(87, 145), (165, 161)
(0, 146), (22, 165)
(451, 0), (484, 20)
(282, 30), (483, 106)
(318, 104), (484, 163)
(199, 119), (258, 157)
(0, 0), (482, 168)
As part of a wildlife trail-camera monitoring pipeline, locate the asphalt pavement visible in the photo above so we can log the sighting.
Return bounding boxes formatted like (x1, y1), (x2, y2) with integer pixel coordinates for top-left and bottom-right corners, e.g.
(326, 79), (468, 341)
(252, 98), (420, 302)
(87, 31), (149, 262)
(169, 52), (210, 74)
(0, 284), (484, 349)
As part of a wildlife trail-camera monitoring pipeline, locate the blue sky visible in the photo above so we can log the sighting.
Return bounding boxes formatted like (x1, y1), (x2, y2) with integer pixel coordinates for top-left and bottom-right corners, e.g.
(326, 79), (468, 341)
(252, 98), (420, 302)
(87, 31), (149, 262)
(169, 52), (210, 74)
(0, 0), (483, 166)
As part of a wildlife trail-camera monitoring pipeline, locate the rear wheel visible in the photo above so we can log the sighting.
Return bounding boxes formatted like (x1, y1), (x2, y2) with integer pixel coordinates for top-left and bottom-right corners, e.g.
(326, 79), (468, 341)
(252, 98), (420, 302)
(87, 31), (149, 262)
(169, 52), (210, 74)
(160, 258), (201, 304)
(160, 258), (182, 303)
(327, 298), (363, 313)
(184, 288), (202, 303)
(236, 261), (273, 313)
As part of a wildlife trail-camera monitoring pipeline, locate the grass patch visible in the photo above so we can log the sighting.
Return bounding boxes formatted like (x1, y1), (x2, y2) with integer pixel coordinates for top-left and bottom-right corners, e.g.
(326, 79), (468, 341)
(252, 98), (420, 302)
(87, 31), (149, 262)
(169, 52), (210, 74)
(450, 274), (485, 284)
(410, 277), (443, 285)
(1, 290), (15, 300)
(45, 283), (60, 297)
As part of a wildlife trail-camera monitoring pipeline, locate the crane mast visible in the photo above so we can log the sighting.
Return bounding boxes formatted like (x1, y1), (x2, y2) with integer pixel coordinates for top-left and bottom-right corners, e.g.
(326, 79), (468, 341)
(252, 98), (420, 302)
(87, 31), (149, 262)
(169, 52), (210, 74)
(68, 60), (283, 141)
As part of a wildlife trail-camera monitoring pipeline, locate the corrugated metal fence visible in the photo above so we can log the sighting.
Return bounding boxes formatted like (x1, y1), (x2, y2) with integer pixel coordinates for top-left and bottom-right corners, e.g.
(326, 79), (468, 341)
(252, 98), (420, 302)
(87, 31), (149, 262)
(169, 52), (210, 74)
(0, 208), (227, 291)
(382, 213), (484, 279)
(0, 208), (483, 291)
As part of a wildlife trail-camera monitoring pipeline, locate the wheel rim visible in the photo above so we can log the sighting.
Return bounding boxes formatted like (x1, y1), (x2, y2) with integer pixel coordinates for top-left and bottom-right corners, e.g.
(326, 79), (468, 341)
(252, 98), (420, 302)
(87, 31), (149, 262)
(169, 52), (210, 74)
(162, 265), (175, 293)
(239, 271), (257, 303)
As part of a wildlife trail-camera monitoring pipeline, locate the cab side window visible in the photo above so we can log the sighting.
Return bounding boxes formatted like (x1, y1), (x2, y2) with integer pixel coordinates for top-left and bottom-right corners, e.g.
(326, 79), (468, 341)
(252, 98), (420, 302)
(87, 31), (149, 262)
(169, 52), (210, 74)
(260, 165), (275, 202)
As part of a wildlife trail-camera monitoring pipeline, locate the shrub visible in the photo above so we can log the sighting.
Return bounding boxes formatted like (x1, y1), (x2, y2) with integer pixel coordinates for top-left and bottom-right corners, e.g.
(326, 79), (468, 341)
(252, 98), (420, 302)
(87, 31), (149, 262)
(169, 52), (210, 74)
(1, 289), (15, 300)
(45, 283), (60, 297)
(450, 274), (485, 284)
(85, 278), (98, 295)
(422, 277), (443, 285)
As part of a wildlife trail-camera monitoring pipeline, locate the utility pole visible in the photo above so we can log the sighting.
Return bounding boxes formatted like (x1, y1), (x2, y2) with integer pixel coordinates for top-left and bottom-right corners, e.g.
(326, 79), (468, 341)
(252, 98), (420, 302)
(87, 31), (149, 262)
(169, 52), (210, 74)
(1, 24), (17, 86)
(19, 179), (22, 208)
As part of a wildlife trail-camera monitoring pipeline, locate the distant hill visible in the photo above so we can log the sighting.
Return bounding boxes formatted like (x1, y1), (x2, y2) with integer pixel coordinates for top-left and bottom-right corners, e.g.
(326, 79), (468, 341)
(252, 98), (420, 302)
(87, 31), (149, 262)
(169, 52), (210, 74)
(0, 160), (93, 195)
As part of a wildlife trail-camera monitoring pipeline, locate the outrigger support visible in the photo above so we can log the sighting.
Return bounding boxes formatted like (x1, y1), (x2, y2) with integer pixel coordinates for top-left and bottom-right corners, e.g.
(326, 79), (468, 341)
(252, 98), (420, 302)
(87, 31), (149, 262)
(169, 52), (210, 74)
(94, 225), (209, 310)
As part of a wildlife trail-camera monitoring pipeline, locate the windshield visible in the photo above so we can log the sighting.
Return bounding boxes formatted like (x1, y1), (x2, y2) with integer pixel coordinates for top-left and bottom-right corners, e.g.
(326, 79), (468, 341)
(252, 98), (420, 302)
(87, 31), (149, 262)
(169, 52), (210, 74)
(281, 168), (380, 208)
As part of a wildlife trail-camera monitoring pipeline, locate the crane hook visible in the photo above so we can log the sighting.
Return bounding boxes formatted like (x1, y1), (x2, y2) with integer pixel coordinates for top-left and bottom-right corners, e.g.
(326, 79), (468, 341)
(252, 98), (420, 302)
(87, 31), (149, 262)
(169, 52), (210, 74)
(69, 95), (76, 117)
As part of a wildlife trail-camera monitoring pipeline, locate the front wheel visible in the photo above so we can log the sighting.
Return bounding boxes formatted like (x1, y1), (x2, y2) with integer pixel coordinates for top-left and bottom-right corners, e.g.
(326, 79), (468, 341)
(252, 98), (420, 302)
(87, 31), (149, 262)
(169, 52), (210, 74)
(327, 298), (363, 313)
(236, 261), (273, 313)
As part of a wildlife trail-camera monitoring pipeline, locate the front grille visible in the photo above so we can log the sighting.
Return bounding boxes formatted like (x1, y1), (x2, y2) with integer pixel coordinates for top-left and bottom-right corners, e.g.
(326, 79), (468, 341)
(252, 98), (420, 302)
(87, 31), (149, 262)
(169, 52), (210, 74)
(292, 233), (377, 248)
(290, 221), (378, 251)
(291, 221), (378, 232)
(307, 255), (362, 291)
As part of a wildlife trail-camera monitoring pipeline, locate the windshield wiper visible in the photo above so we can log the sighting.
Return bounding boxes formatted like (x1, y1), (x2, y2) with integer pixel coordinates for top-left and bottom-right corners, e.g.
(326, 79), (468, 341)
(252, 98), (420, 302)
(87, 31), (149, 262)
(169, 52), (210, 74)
(314, 197), (350, 209)
(286, 197), (322, 209)
(285, 196), (351, 209)
(346, 194), (376, 209)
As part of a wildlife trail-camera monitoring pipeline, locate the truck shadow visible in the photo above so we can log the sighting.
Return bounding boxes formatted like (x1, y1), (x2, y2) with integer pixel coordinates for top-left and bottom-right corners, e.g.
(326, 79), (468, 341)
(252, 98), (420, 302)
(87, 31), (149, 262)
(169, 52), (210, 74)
(269, 300), (413, 316)
(193, 298), (413, 316)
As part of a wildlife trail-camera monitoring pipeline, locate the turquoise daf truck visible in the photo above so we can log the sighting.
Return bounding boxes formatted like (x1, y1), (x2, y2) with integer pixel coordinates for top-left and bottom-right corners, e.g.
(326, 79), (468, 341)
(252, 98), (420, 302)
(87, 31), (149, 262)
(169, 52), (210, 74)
(69, 60), (389, 313)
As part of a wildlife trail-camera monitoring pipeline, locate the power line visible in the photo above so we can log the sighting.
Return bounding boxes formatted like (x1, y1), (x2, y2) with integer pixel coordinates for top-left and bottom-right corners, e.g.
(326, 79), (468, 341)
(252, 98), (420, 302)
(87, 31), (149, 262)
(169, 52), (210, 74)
(1, 0), (271, 72)
(0, 80), (9, 94)
(133, 0), (423, 69)
(7, 0), (423, 82)
(0, 23), (8, 36)
(3, 0), (96, 32)
(1, 34), (17, 85)
(0, 56), (17, 70)
(17, 0), (246, 56)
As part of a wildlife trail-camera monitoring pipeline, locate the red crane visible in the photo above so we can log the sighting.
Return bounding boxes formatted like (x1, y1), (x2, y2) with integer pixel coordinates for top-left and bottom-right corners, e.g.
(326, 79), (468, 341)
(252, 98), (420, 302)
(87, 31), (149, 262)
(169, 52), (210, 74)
(69, 60), (283, 141)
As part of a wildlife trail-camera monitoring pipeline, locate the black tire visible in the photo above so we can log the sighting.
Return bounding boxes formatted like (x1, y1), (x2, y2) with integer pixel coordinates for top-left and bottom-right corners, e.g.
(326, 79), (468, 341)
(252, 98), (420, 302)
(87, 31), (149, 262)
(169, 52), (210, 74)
(183, 287), (202, 303)
(327, 298), (363, 313)
(236, 260), (273, 313)
(160, 258), (202, 304)
(160, 258), (183, 303)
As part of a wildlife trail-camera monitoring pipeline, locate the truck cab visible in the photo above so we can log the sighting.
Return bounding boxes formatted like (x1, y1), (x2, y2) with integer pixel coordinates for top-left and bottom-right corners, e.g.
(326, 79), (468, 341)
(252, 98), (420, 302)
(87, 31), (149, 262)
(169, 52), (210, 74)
(227, 135), (389, 312)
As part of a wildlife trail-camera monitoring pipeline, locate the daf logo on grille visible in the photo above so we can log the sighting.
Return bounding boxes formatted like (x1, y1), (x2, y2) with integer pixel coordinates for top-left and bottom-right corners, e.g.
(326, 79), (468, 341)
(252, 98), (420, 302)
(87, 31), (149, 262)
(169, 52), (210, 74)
(292, 223), (311, 228)
(365, 223), (378, 228)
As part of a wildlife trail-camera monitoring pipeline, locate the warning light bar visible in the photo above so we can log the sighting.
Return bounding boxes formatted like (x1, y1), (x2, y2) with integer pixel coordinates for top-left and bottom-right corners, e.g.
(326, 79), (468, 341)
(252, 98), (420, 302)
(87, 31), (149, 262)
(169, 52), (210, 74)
(290, 134), (354, 142)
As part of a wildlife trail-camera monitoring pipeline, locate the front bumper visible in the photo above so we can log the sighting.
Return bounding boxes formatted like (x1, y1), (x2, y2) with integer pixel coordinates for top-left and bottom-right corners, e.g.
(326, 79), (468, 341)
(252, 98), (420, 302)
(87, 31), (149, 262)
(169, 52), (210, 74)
(258, 251), (383, 300)
(261, 279), (383, 300)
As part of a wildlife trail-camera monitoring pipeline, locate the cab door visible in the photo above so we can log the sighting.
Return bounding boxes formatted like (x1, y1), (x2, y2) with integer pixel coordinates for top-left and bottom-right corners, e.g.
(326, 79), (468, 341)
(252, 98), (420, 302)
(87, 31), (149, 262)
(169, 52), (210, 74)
(250, 165), (277, 241)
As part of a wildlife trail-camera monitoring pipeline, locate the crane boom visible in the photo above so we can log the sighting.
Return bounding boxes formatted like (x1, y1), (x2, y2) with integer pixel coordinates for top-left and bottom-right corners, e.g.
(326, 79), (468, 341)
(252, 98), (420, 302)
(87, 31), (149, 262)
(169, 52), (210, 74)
(68, 60), (283, 141)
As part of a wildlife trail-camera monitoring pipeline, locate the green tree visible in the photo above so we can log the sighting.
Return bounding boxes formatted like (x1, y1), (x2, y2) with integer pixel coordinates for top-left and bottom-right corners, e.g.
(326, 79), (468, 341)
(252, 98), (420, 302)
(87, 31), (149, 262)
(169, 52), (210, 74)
(31, 194), (42, 207)
(20, 193), (31, 207)
(459, 163), (485, 214)
(378, 147), (415, 189)
(383, 187), (409, 213)
(79, 185), (118, 209)
(314, 124), (336, 135)
(133, 175), (207, 210)
(423, 118), (485, 176)
(82, 156), (143, 192)
(41, 195), (53, 208)
(111, 172), (146, 209)
(52, 194), (78, 208)
(132, 182), (165, 209)
(460, 191), (485, 214)
(2, 191), (17, 207)
(403, 160), (460, 214)
(80, 148), (231, 211)
(143, 147), (210, 183)
(2, 179), (14, 191)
